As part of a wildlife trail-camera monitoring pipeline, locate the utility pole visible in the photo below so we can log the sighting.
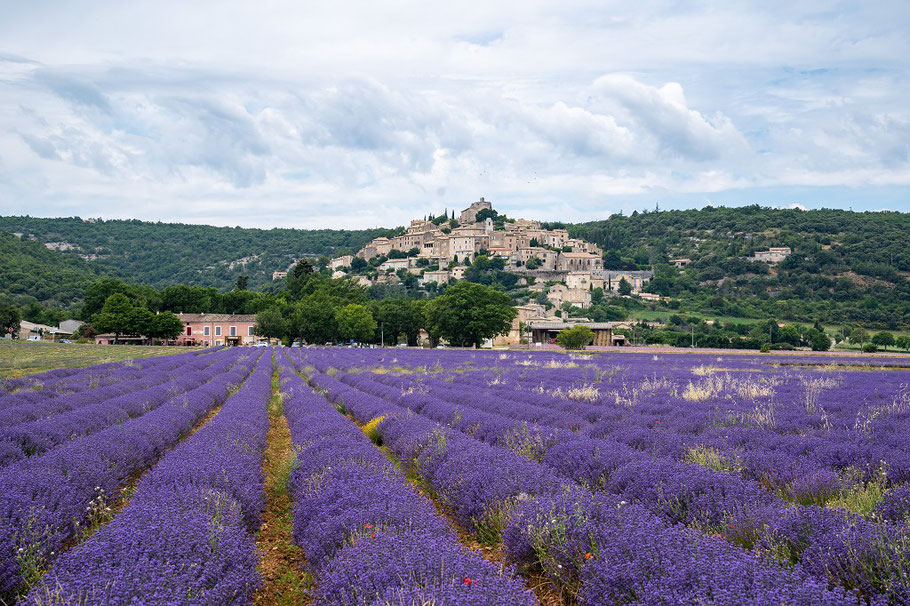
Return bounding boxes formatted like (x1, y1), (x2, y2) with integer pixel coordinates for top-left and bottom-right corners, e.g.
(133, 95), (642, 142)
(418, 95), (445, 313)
(381, 323), (384, 347)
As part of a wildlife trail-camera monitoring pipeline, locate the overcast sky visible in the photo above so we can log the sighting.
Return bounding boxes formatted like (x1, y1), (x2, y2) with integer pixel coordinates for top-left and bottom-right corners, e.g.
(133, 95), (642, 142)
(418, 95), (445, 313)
(0, 1), (908, 229)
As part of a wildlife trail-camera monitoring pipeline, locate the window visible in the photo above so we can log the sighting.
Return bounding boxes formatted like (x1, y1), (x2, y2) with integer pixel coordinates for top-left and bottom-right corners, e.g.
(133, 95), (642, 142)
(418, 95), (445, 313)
(215, 340), (222, 346)
(215, 326), (222, 336)
(203, 326), (210, 336)
(230, 326), (237, 337)
(247, 326), (254, 336)
(186, 326), (192, 336)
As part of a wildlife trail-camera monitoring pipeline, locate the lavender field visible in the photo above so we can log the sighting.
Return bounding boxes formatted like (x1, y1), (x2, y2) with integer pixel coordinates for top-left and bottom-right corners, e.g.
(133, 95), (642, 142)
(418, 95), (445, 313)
(2, 346), (910, 605)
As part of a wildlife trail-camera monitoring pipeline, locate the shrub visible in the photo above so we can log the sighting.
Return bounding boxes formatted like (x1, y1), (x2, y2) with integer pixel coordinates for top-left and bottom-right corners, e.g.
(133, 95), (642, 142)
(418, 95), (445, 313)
(557, 326), (594, 350)
(862, 343), (879, 353)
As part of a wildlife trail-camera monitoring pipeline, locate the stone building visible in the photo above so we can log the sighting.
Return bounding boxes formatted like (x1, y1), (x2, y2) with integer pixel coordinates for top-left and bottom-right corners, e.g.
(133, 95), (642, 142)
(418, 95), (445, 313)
(557, 252), (603, 272)
(459, 197), (493, 224)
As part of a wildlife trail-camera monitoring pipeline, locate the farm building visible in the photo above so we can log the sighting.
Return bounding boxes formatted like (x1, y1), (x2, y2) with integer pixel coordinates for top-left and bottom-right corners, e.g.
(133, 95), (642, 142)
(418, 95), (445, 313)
(174, 313), (258, 346)
(528, 321), (624, 346)
(16, 320), (78, 341)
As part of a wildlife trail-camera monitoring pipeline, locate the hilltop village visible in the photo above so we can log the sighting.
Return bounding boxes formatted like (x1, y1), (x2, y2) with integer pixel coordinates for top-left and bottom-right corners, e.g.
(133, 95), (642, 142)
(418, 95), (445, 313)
(315, 199), (654, 345)
(324, 199), (654, 311)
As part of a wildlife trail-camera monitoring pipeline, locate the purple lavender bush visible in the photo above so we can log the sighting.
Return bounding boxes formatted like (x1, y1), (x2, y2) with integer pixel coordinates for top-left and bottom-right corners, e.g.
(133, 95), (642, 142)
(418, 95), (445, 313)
(279, 358), (534, 605)
(23, 352), (271, 605)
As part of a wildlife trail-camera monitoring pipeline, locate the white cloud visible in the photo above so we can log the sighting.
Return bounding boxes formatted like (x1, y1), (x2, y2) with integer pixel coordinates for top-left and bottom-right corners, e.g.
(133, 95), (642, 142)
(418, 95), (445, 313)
(0, 1), (908, 227)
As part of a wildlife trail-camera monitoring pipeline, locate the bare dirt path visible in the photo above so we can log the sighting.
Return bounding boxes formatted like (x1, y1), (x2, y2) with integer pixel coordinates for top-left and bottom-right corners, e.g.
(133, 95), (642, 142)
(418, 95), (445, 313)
(253, 369), (312, 606)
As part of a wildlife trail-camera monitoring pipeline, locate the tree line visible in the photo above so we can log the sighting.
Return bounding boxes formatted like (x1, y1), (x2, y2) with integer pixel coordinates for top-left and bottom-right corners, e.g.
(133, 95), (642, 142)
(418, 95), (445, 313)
(11, 259), (516, 348)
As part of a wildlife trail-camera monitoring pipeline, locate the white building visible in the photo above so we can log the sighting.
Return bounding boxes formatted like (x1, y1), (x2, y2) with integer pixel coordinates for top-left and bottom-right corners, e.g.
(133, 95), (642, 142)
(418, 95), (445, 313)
(752, 247), (792, 263)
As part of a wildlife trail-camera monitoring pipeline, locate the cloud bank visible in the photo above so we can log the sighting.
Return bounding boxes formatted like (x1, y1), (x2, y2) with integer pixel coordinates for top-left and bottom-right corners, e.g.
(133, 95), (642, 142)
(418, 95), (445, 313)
(0, 1), (908, 228)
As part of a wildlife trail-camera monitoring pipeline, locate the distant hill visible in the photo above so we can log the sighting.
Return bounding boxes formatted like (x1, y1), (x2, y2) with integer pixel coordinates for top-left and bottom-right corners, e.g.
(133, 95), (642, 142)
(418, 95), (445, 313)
(2, 207), (909, 328)
(0, 232), (101, 307)
(0, 217), (394, 294)
(554, 206), (910, 328)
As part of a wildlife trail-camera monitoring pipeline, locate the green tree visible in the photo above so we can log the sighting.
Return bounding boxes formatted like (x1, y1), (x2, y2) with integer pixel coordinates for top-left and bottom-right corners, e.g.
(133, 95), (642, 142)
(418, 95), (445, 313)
(805, 328), (832, 352)
(895, 335), (910, 352)
(618, 278), (632, 296)
(557, 325), (594, 350)
(148, 311), (184, 342)
(235, 275), (249, 291)
(373, 298), (422, 345)
(75, 323), (97, 341)
(286, 259), (316, 299)
(475, 208), (498, 223)
(130, 307), (156, 341)
(425, 282), (516, 348)
(777, 324), (802, 346)
(335, 304), (377, 344)
(0, 300), (21, 338)
(254, 308), (287, 341)
(871, 331), (895, 350)
(291, 293), (338, 344)
(82, 278), (133, 320)
(219, 290), (273, 315)
(849, 328), (867, 345)
(92, 293), (139, 342)
(160, 284), (216, 313)
(525, 256), (542, 270)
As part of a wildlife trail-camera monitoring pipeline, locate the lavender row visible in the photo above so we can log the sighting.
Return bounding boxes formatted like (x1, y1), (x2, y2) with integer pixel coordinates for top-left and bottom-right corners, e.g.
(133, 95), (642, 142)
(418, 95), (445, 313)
(0, 350), (219, 421)
(506, 487), (857, 605)
(306, 347), (910, 490)
(475, 366), (910, 510)
(0, 352), (231, 465)
(0, 349), (220, 418)
(326, 363), (909, 603)
(0, 363), (150, 413)
(499, 356), (910, 484)
(277, 357), (534, 605)
(24, 351), (272, 605)
(293, 359), (851, 604)
(0, 349), (257, 601)
(0, 348), (220, 403)
(340, 370), (784, 532)
(398, 358), (910, 488)
(349, 355), (910, 504)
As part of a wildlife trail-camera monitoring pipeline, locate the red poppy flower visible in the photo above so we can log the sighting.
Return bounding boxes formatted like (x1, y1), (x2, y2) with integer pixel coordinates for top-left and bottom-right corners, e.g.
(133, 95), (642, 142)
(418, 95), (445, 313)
(584, 552), (593, 560)
(462, 577), (473, 585)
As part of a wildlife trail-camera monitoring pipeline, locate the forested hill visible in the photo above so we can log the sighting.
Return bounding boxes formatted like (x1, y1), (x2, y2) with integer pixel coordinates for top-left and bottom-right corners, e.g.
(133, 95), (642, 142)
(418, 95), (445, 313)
(553, 206), (910, 328)
(560, 207), (909, 272)
(2, 207), (910, 328)
(0, 217), (393, 292)
(0, 233), (102, 307)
